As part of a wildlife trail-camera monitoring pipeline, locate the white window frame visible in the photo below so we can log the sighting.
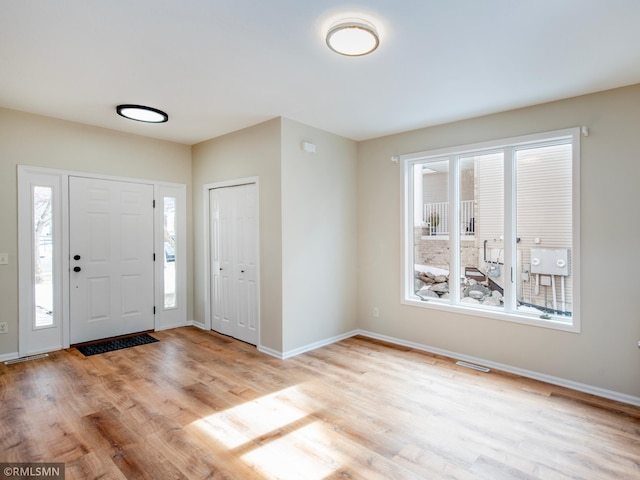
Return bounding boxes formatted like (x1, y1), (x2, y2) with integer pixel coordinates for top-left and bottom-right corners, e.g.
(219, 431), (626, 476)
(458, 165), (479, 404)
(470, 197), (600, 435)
(401, 128), (581, 333)
(18, 166), (188, 356)
(18, 168), (66, 355)
(154, 183), (188, 331)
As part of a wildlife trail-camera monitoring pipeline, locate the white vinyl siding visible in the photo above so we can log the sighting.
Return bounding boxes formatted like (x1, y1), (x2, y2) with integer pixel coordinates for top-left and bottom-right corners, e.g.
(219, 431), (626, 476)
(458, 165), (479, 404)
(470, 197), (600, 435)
(474, 153), (504, 264)
(422, 172), (448, 205)
(516, 144), (574, 313)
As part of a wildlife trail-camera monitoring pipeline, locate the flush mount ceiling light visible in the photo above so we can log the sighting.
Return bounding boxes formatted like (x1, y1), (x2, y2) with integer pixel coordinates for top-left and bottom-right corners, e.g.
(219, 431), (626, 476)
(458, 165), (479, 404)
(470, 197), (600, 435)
(116, 104), (168, 123)
(326, 18), (379, 56)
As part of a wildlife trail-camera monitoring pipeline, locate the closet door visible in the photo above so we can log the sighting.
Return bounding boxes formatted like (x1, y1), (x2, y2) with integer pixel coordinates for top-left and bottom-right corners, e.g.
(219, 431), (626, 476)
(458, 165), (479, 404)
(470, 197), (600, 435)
(210, 184), (258, 345)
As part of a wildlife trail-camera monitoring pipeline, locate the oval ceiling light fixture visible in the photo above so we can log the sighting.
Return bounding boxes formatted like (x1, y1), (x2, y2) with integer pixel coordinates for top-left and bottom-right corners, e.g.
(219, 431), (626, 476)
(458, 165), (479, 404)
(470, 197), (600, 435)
(116, 104), (168, 123)
(326, 18), (379, 56)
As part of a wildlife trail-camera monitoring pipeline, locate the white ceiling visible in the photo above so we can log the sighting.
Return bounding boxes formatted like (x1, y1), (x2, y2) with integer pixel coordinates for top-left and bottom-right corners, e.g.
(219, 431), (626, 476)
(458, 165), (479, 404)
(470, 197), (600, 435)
(2, 0), (640, 146)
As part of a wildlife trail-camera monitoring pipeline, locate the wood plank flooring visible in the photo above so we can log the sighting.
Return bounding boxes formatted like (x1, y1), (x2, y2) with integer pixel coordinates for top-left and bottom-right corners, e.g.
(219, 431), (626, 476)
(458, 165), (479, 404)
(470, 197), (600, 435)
(1, 327), (639, 479)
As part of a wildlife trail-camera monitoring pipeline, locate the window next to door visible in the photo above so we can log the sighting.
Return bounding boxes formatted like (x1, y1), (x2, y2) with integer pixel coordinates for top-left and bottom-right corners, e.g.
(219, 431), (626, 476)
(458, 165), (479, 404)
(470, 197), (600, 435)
(164, 196), (177, 309)
(18, 166), (65, 356)
(154, 182), (187, 331)
(33, 186), (55, 328)
(402, 128), (580, 332)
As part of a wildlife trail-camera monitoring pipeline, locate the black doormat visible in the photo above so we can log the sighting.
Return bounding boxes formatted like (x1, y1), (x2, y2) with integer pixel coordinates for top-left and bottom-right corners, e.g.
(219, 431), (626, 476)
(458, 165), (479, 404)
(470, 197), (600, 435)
(76, 333), (158, 357)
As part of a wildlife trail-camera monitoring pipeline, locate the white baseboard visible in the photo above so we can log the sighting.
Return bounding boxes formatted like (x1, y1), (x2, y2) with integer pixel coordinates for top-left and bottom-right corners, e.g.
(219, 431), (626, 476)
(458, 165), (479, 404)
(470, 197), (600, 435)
(279, 330), (360, 360)
(4, 345), (61, 361)
(258, 330), (361, 360)
(355, 329), (640, 407)
(258, 345), (283, 359)
(259, 327), (640, 406)
(190, 321), (207, 330)
(0, 352), (19, 362)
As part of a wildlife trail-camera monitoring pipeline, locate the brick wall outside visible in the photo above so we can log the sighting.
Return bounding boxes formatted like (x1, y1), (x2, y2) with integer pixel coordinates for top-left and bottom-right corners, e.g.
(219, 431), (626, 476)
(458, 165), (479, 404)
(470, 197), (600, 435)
(414, 228), (478, 272)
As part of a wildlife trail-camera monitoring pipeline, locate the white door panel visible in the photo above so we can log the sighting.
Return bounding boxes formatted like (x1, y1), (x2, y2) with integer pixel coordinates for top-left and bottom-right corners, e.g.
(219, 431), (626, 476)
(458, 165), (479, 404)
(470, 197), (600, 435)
(236, 184), (258, 336)
(70, 177), (154, 344)
(210, 183), (259, 345)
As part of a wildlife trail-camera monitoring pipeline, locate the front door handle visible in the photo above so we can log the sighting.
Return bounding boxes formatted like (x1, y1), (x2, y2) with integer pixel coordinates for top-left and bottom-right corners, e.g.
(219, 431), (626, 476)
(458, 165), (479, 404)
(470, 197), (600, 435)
(73, 266), (81, 272)
(73, 254), (81, 261)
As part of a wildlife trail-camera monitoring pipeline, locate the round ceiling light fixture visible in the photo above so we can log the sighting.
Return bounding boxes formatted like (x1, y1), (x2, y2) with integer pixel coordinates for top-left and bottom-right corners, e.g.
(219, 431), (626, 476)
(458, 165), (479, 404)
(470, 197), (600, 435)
(326, 18), (379, 56)
(116, 104), (168, 123)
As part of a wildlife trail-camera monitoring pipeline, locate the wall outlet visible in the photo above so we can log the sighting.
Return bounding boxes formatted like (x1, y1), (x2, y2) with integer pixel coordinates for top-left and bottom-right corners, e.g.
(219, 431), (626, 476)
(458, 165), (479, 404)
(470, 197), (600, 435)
(373, 307), (379, 317)
(0, 322), (8, 334)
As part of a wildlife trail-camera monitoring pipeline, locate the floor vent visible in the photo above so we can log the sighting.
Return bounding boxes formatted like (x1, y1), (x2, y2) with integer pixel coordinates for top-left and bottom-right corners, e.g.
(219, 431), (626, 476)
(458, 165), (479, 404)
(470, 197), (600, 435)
(456, 361), (490, 373)
(4, 353), (49, 365)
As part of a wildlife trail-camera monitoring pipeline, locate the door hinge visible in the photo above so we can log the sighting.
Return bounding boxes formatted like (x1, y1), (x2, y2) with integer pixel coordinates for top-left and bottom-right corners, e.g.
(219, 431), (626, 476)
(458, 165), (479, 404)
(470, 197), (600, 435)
(154, 306), (156, 315)
(153, 199), (156, 208)
(153, 253), (156, 261)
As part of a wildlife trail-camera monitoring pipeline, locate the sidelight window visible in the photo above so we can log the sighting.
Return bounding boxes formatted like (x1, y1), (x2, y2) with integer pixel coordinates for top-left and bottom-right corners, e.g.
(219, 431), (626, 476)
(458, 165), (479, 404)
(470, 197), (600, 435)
(163, 196), (177, 309)
(33, 186), (54, 328)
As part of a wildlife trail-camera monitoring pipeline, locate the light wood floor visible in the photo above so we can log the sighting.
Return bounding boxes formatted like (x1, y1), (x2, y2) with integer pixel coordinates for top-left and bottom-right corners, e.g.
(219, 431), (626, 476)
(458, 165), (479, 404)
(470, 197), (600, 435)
(1, 327), (639, 479)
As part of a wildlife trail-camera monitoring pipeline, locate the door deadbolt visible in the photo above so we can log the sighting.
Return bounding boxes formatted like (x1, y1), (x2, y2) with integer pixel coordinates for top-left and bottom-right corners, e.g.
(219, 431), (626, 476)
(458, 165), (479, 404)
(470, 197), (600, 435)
(73, 254), (81, 261)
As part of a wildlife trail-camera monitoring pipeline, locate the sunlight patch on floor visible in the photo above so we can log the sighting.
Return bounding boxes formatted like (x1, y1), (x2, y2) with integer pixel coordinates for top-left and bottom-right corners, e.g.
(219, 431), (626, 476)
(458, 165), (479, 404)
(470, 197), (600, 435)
(189, 385), (310, 449)
(189, 384), (342, 478)
(241, 423), (337, 480)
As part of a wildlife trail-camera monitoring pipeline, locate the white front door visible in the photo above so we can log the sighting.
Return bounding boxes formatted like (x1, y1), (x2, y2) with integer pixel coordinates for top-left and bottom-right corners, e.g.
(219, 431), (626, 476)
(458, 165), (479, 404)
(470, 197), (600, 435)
(69, 177), (154, 344)
(210, 183), (259, 345)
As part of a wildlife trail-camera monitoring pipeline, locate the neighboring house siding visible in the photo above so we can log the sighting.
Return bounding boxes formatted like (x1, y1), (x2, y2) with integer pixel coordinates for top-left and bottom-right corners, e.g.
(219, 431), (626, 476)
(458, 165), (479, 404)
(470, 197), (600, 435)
(515, 144), (573, 312)
(475, 153), (504, 266)
(475, 147), (573, 311)
(422, 171), (448, 206)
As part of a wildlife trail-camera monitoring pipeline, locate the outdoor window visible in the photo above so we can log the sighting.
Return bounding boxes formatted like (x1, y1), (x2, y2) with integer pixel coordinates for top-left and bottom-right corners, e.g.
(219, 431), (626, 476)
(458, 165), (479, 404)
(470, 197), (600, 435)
(164, 196), (177, 309)
(403, 128), (580, 331)
(33, 186), (54, 328)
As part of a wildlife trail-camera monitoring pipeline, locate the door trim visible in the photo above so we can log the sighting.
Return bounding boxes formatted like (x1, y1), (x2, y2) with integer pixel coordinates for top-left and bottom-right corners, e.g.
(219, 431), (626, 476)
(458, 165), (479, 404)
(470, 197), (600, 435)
(202, 177), (260, 345)
(17, 165), (187, 357)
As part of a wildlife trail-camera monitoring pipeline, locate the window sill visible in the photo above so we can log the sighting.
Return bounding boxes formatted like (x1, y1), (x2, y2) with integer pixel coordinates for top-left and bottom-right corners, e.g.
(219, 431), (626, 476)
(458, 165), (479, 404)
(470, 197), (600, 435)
(401, 296), (580, 333)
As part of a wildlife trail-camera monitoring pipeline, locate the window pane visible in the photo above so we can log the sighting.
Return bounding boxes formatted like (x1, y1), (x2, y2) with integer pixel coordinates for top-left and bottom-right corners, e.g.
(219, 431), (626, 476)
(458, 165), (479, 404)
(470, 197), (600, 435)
(515, 143), (572, 319)
(461, 153), (505, 309)
(164, 197), (177, 308)
(34, 186), (54, 327)
(413, 159), (450, 301)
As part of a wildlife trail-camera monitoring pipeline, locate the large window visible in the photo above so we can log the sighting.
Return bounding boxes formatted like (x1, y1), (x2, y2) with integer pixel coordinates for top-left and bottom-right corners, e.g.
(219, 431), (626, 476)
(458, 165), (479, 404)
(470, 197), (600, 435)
(402, 128), (580, 331)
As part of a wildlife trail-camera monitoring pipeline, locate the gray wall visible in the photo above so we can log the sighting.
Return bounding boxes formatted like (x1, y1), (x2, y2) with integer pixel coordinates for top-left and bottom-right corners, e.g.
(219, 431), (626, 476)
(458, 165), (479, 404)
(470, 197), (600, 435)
(281, 118), (358, 352)
(3, 83), (639, 400)
(0, 108), (193, 355)
(357, 84), (640, 398)
(191, 118), (284, 352)
(191, 117), (358, 354)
